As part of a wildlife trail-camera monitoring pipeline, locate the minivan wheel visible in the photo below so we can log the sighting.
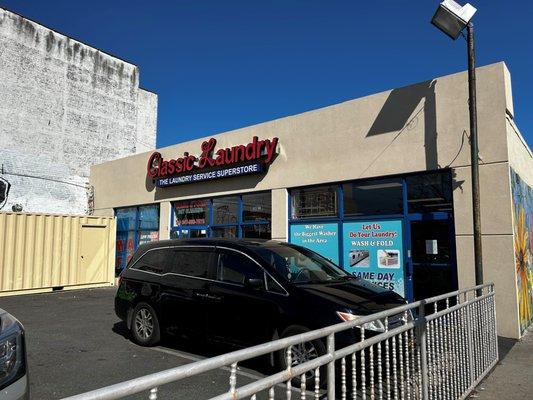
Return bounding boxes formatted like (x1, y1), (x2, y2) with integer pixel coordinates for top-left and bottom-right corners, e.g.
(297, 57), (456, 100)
(276, 326), (326, 388)
(131, 302), (160, 346)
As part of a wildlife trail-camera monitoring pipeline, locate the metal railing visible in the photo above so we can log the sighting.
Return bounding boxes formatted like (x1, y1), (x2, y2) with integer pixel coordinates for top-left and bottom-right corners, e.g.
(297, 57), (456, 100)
(62, 283), (498, 400)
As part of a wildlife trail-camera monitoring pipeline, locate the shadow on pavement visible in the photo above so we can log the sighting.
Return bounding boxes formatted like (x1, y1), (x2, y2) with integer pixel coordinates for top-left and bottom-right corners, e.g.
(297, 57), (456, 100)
(112, 321), (274, 376)
(497, 336), (517, 361)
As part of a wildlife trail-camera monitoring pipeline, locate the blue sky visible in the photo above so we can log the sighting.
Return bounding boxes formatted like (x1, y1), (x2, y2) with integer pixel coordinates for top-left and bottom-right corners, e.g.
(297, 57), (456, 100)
(3, 0), (532, 147)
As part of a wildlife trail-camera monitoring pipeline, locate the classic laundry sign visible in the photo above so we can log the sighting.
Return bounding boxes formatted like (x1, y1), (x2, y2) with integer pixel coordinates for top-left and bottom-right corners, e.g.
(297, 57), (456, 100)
(147, 136), (278, 187)
(342, 220), (405, 297)
(156, 163), (264, 187)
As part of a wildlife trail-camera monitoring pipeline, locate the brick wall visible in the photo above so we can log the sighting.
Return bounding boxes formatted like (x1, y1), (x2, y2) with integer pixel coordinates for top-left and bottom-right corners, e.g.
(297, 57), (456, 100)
(0, 8), (157, 214)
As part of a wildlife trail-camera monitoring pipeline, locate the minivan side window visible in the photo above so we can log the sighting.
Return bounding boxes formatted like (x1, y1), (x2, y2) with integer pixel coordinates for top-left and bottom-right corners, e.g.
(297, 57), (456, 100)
(171, 249), (213, 279)
(217, 250), (265, 287)
(134, 248), (172, 274)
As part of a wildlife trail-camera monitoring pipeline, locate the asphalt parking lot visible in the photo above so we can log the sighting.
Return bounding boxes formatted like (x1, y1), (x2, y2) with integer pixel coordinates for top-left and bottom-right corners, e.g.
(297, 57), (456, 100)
(3, 287), (515, 400)
(0, 287), (279, 399)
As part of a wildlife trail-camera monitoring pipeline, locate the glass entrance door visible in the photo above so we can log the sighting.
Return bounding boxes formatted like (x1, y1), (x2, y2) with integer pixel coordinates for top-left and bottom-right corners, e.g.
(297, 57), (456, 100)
(409, 217), (457, 301)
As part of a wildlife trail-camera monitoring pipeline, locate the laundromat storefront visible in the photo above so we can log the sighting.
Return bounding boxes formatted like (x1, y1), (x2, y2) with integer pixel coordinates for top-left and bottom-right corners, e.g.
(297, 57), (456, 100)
(288, 170), (455, 303)
(90, 63), (533, 339)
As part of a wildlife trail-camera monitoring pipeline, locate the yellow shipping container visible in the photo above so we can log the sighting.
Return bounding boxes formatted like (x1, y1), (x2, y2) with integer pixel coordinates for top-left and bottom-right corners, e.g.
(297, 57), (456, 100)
(0, 212), (116, 296)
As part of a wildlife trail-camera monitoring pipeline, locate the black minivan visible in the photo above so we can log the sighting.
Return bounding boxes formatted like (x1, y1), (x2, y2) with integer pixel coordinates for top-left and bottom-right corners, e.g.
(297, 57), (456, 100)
(115, 239), (406, 376)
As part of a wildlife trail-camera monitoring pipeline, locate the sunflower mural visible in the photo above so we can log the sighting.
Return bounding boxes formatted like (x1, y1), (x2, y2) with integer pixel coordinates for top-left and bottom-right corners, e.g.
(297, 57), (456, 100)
(511, 168), (533, 334)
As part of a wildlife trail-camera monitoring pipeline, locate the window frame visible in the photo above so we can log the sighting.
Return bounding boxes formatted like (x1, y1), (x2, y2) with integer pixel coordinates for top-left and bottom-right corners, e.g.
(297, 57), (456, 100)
(342, 177), (404, 217)
(170, 247), (217, 280)
(170, 192), (272, 239)
(215, 248), (266, 287)
(130, 245), (217, 280)
(115, 204), (160, 272)
(288, 170), (454, 224)
(132, 247), (172, 275)
(287, 169), (456, 303)
(290, 184), (339, 220)
(129, 245), (288, 295)
(242, 192), (272, 223)
(214, 247), (289, 295)
(405, 172), (454, 214)
(172, 199), (210, 227)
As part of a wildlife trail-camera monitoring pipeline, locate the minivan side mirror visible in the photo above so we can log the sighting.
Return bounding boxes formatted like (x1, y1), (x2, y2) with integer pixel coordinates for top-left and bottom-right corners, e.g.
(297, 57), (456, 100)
(244, 278), (264, 290)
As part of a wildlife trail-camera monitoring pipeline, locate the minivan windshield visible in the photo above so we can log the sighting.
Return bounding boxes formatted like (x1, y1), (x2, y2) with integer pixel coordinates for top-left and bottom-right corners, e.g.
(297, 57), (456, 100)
(253, 244), (348, 284)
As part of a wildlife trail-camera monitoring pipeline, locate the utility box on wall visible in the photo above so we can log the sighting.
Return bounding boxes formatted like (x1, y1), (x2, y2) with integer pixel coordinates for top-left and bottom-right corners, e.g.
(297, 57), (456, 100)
(0, 212), (116, 296)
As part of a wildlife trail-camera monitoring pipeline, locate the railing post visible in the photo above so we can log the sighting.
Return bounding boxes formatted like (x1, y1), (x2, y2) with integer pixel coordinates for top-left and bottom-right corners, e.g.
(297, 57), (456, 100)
(465, 292), (476, 386)
(491, 284), (499, 363)
(327, 333), (335, 400)
(230, 362), (238, 397)
(418, 303), (429, 400)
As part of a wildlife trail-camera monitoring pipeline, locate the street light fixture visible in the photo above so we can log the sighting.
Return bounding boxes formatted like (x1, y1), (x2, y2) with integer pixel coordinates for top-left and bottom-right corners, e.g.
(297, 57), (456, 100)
(431, 0), (477, 39)
(431, 0), (483, 288)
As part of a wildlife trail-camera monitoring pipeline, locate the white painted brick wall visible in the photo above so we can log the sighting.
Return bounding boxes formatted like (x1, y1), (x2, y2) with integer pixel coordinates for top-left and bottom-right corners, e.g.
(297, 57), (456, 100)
(0, 8), (157, 215)
(136, 89), (158, 154)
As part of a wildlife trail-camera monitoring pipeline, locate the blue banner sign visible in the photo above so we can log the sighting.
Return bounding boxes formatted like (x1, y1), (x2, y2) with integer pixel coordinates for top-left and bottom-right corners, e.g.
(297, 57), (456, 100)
(156, 163), (264, 187)
(290, 223), (339, 265)
(342, 220), (405, 298)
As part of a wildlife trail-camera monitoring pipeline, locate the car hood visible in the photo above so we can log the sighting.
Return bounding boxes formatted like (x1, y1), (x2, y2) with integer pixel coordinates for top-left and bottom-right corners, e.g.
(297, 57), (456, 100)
(294, 278), (406, 314)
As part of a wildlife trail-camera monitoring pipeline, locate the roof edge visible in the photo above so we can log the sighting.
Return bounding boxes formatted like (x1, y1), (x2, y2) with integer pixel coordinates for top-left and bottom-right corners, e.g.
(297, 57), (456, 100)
(153, 61), (508, 152)
(0, 6), (139, 68)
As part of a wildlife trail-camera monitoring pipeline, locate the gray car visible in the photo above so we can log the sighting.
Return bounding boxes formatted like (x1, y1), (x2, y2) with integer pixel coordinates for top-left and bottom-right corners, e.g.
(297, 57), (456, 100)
(0, 308), (28, 400)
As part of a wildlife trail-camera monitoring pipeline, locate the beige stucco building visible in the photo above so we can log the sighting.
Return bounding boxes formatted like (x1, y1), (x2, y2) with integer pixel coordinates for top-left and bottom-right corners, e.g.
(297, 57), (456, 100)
(91, 62), (533, 339)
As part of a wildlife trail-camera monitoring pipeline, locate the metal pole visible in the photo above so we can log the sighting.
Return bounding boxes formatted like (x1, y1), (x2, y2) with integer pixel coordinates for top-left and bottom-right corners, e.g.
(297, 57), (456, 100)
(418, 304), (429, 400)
(467, 22), (483, 288)
(465, 296), (476, 386)
(327, 334), (336, 400)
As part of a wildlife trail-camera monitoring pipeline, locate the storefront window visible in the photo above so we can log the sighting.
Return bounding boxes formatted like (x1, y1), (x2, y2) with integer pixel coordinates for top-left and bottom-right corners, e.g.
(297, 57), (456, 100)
(173, 200), (209, 226)
(139, 205), (159, 229)
(213, 196), (239, 225)
(243, 223), (271, 239)
(291, 185), (338, 219)
(243, 193), (271, 222)
(288, 171), (457, 302)
(138, 205), (160, 245)
(116, 231), (136, 272)
(406, 172), (452, 213)
(116, 207), (137, 231)
(212, 226), (238, 238)
(115, 204), (160, 273)
(343, 178), (403, 216)
(138, 230), (160, 245)
(116, 207), (137, 272)
(171, 193), (271, 239)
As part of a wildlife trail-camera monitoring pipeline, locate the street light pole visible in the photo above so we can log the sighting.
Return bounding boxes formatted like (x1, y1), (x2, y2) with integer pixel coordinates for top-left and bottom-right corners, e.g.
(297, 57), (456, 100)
(431, 1), (483, 287)
(466, 22), (483, 286)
